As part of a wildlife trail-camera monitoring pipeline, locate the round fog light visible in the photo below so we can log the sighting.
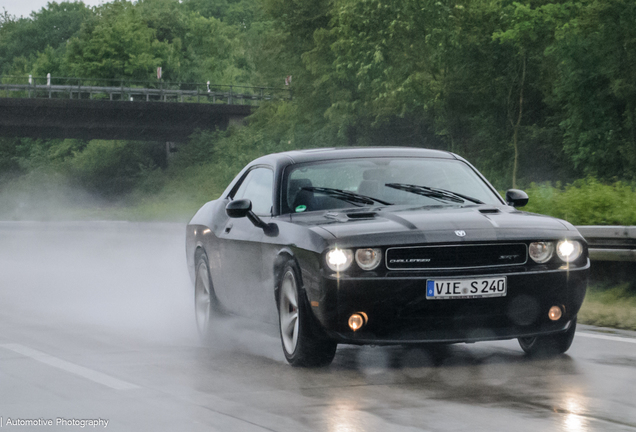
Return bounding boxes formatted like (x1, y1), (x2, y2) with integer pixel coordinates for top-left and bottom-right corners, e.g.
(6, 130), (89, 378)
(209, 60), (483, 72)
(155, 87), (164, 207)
(548, 306), (563, 321)
(348, 312), (368, 331)
(529, 241), (555, 263)
(355, 248), (382, 270)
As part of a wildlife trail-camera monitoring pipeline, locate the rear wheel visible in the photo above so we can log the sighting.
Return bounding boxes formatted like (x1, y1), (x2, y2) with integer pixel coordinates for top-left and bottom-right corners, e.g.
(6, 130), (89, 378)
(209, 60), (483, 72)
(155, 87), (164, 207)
(278, 261), (337, 367)
(518, 317), (577, 357)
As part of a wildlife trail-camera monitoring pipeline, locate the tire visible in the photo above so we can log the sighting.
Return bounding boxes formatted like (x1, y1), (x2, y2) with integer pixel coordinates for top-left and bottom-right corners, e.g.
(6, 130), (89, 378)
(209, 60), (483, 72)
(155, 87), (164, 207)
(194, 252), (219, 342)
(278, 261), (337, 367)
(518, 317), (577, 357)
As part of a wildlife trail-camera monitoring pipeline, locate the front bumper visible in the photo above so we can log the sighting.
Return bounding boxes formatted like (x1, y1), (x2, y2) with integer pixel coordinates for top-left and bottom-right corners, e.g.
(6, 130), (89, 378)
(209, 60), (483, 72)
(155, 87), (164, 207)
(304, 261), (589, 345)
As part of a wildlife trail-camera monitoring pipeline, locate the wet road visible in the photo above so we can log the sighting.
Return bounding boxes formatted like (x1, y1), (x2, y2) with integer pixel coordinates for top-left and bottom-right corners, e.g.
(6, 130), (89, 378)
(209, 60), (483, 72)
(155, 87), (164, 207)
(0, 221), (635, 431)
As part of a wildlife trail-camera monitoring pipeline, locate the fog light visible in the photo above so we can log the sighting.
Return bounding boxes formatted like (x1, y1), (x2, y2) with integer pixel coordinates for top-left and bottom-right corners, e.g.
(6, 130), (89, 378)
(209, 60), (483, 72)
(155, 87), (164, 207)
(348, 312), (368, 331)
(355, 248), (382, 270)
(548, 306), (563, 321)
(529, 241), (555, 263)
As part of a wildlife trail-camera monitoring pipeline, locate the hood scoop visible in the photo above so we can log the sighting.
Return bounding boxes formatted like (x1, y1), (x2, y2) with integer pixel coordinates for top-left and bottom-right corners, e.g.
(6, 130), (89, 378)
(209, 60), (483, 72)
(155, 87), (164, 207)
(346, 212), (377, 220)
(324, 211), (378, 222)
(479, 208), (501, 214)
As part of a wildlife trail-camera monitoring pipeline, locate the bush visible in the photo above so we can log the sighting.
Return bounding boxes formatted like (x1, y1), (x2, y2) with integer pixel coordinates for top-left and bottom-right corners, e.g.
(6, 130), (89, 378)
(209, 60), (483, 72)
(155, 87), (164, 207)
(67, 140), (165, 198)
(523, 178), (636, 225)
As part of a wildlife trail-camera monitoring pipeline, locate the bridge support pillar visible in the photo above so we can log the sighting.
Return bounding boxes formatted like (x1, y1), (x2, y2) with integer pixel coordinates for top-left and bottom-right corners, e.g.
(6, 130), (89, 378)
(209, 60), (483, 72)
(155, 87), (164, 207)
(166, 142), (178, 159)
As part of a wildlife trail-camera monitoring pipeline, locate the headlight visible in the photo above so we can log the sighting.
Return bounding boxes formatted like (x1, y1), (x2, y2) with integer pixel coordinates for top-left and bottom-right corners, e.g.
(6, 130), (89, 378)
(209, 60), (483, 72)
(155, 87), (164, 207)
(529, 241), (554, 263)
(557, 240), (582, 263)
(326, 248), (353, 272)
(355, 248), (382, 271)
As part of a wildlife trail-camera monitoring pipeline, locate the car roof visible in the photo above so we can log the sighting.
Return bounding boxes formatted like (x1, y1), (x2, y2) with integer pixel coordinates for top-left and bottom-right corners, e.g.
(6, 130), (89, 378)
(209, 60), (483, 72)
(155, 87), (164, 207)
(250, 147), (459, 166)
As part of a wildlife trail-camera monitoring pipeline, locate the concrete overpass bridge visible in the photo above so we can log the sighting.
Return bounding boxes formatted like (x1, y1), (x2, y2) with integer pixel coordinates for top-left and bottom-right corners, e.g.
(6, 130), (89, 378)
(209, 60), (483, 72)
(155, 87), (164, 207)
(0, 76), (290, 142)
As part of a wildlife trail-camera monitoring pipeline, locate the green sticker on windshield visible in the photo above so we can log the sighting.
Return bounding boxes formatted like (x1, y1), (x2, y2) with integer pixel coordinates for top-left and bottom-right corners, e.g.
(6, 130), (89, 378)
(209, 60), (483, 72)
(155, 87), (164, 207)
(295, 205), (307, 213)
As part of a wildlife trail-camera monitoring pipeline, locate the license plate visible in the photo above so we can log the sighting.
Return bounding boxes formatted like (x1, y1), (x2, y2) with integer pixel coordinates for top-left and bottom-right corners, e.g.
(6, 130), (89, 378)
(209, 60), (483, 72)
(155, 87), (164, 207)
(426, 277), (507, 300)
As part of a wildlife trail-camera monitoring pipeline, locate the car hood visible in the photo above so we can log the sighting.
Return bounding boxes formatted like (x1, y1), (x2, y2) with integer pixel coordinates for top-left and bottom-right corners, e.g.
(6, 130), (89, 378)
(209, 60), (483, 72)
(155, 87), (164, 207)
(295, 205), (579, 247)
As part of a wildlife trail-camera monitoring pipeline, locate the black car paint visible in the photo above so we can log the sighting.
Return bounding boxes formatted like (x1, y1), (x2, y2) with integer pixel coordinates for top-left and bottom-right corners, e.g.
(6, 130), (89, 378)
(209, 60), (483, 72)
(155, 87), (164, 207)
(186, 147), (588, 344)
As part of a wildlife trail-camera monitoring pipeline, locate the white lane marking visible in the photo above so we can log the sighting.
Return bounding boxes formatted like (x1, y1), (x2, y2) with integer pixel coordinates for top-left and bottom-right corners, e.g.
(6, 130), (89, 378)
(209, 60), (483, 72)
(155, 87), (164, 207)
(577, 332), (636, 344)
(0, 343), (139, 390)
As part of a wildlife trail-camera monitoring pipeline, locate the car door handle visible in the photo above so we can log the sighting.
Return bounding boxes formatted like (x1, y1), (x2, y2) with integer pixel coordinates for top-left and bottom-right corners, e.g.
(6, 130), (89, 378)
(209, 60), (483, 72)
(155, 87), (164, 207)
(224, 223), (233, 234)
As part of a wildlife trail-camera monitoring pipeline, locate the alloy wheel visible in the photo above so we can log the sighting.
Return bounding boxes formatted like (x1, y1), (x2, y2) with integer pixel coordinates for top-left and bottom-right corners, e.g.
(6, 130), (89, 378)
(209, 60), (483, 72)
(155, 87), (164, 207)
(279, 270), (299, 354)
(195, 261), (212, 336)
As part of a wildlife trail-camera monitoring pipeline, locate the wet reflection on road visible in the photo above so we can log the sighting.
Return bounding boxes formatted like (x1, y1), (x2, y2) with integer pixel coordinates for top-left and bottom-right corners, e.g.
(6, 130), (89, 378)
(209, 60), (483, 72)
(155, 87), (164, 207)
(561, 392), (589, 432)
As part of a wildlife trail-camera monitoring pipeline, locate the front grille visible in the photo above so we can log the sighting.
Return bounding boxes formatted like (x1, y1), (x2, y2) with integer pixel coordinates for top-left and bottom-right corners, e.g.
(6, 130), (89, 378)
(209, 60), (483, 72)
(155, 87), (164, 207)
(385, 243), (527, 270)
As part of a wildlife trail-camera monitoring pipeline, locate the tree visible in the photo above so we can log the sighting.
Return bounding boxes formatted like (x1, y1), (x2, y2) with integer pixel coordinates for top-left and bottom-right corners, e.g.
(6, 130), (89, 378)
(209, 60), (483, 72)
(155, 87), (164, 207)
(64, 1), (171, 81)
(0, 2), (93, 75)
(549, 0), (636, 180)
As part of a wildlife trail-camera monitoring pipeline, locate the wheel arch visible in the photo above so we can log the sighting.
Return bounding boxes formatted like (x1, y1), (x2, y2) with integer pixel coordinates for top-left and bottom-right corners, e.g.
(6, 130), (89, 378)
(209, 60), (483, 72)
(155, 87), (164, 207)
(273, 248), (303, 308)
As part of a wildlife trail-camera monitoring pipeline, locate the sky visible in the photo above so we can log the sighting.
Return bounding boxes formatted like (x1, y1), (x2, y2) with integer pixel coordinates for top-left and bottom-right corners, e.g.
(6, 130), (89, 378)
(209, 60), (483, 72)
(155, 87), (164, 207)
(0, 0), (107, 18)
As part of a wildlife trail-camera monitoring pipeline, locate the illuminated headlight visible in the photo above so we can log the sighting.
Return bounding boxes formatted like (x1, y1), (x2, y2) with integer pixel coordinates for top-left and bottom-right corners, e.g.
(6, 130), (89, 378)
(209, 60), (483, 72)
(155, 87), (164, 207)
(355, 248), (382, 271)
(557, 240), (582, 263)
(529, 241), (554, 263)
(326, 248), (353, 272)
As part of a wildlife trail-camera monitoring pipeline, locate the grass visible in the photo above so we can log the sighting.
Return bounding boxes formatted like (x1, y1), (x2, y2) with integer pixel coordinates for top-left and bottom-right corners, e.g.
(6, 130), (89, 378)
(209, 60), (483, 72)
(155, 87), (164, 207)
(578, 284), (636, 331)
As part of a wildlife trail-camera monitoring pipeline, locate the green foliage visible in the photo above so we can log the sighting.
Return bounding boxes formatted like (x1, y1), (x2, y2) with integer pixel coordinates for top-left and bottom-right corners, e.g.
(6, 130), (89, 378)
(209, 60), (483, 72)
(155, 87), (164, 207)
(0, 1), (93, 75)
(64, 1), (171, 80)
(524, 178), (636, 225)
(549, 0), (636, 180)
(66, 140), (165, 197)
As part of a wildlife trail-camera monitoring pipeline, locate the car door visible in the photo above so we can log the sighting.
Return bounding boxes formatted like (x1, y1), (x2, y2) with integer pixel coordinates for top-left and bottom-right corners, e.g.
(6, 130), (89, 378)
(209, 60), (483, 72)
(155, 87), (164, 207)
(214, 166), (274, 317)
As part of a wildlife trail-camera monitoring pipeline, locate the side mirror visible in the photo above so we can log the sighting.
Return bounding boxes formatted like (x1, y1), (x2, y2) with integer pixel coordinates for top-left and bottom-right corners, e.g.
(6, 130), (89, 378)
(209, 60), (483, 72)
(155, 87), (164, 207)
(226, 198), (252, 218)
(225, 199), (279, 237)
(505, 189), (529, 208)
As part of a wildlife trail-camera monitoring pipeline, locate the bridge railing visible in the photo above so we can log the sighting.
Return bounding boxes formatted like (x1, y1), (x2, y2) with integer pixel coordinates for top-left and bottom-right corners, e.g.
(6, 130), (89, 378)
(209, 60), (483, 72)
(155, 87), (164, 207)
(0, 76), (291, 106)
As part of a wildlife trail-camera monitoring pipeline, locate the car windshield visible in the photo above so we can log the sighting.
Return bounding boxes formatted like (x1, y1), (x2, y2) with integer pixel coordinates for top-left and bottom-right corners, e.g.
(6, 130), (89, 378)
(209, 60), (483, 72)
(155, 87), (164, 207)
(283, 157), (502, 213)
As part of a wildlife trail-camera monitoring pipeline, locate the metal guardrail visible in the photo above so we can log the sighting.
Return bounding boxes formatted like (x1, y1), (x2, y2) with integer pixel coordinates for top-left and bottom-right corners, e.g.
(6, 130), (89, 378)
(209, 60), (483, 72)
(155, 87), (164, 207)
(0, 76), (291, 105)
(576, 226), (636, 262)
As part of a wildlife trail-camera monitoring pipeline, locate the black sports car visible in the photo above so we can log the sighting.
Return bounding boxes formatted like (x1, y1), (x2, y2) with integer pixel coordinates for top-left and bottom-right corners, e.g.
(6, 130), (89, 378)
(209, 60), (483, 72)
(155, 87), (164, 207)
(186, 147), (588, 366)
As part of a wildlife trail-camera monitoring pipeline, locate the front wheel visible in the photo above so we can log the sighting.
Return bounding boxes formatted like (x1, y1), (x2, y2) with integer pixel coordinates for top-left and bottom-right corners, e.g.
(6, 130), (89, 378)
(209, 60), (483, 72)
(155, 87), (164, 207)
(194, 252), (219, 342)
(278, 262), (337, 367)
(518, 317), (577, 357)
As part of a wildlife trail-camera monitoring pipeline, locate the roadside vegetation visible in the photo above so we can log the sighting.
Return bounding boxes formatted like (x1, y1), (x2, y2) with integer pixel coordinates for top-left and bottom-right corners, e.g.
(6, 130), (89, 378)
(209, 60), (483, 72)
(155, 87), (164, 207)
(579, 284), (636, 331)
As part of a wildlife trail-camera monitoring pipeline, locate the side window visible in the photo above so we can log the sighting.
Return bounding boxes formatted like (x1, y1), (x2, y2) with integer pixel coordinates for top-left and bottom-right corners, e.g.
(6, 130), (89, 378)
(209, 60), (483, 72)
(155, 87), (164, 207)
(232, 167), (274, 215)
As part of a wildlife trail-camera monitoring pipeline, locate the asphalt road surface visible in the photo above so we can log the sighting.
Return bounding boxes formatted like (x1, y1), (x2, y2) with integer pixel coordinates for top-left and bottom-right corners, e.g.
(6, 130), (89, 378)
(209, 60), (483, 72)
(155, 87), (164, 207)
(0, 221), (635, 432)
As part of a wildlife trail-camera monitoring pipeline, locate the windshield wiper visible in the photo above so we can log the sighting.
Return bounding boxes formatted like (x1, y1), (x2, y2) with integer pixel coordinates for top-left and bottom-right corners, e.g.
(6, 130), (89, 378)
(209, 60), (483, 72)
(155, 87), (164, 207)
(385, 183), (484, 204)
(302, 187), (393, 206)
